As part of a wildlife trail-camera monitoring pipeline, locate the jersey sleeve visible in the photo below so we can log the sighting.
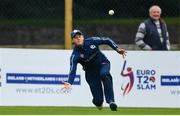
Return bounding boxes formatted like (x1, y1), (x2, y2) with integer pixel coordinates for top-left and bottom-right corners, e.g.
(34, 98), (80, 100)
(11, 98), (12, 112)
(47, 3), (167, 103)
(67, 53), (78, 85)
(91, 37), (119, 50)
(164, 23), (171, 50)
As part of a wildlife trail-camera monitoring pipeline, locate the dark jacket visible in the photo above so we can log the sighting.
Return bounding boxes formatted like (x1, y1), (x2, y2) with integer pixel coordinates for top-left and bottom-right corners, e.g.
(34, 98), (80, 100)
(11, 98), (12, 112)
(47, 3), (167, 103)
(144, 18), (168, 50)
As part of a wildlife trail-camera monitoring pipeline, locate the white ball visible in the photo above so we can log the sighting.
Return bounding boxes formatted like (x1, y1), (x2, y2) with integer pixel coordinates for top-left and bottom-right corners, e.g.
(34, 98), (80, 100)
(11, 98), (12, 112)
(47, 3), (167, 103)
(108, 10), (114, 15)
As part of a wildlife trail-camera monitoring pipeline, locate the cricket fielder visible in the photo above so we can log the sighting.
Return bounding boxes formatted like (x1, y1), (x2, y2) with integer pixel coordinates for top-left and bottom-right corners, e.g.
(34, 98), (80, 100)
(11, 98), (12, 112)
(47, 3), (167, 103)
(63, 29), (126, 111)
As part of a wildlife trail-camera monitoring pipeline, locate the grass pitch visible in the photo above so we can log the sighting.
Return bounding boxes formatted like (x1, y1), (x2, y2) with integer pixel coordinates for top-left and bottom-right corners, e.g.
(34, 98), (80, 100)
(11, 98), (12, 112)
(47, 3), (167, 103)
(0, 106), (179, 115)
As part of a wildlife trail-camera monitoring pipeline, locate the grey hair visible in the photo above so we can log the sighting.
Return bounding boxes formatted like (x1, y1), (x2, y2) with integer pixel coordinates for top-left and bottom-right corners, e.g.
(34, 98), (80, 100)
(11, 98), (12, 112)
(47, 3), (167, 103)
(149, 5), (162, 14)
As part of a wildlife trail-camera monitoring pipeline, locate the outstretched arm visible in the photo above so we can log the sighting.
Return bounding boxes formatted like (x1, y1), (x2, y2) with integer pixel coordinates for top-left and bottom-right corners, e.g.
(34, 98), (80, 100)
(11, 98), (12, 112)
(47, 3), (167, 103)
(67, 54), (78, 85)
(91, 37), (127, 58)
(91, 37), (118, 50)
(63, 53), (78, 91)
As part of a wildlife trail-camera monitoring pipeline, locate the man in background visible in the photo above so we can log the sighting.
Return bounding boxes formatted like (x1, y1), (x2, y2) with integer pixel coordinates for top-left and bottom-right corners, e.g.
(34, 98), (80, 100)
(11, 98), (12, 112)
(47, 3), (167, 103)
(135, 5), (171, 50)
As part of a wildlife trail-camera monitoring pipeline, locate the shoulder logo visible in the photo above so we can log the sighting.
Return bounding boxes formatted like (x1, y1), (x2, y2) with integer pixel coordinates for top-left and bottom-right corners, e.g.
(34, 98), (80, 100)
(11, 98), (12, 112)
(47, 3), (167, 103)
(90, 45), (96, 49)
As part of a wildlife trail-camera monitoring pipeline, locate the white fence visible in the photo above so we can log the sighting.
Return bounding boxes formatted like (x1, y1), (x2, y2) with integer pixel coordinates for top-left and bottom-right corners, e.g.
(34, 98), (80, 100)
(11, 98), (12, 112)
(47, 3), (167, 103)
(0, 48), (180, 108)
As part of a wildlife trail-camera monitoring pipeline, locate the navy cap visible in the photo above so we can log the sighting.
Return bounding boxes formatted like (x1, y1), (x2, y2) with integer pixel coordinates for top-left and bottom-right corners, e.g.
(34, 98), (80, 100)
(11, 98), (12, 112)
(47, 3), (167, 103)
(71, 29), (82, 39)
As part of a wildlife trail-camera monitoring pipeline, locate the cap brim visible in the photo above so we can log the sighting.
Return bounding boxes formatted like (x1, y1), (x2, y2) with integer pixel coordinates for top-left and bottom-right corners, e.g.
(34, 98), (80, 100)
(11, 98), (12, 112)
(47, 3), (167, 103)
(72, 32), (82, 38)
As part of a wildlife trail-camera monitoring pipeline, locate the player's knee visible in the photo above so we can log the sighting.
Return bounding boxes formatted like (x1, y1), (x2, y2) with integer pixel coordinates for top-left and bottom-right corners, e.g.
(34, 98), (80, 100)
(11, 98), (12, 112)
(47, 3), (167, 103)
(101, 73), (113, 82)
(100, 72), (110, 78)
(92, 99), (103, 107)
(101, 74), (113, 84)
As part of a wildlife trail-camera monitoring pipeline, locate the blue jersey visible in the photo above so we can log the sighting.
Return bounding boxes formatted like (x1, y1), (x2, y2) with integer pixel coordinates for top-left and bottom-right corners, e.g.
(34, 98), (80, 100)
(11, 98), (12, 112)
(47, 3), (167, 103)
(68, 37), (118, 84)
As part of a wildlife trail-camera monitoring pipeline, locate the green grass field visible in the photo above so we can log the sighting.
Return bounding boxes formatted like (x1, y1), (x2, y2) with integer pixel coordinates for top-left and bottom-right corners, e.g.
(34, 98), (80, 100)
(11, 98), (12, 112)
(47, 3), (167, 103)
(0, 107), (179, 115)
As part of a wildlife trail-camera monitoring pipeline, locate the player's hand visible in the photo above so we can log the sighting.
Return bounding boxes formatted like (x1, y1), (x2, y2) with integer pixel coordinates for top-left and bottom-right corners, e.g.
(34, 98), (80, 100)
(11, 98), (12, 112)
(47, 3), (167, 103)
(61, 82), (72, 93)
(116, 48), (127, 59)
(64, 82), (71, 88)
